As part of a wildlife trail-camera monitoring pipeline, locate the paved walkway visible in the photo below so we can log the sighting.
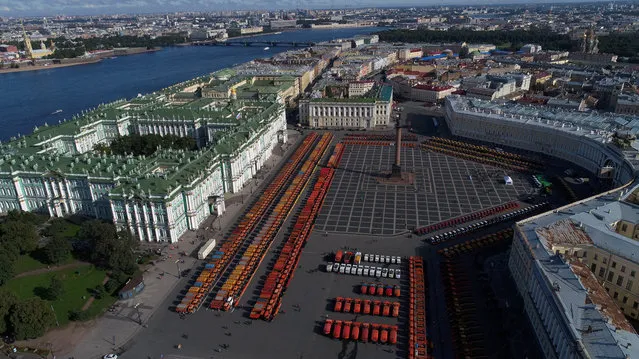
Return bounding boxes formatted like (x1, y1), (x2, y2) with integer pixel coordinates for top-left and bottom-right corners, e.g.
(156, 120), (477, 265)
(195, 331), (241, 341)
(60, 130), (301, 359)
(14, 261), (87, 278)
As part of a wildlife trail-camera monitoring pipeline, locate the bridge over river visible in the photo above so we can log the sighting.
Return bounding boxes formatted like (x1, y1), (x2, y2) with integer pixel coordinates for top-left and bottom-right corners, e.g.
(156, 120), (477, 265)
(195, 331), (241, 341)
(193, 40), (317, 48)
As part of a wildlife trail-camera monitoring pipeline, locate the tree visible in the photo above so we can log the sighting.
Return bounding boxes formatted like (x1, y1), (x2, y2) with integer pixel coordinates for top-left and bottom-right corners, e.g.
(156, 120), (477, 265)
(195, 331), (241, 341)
(41, 236), (72, 264)
(46, 277), (64, 300)
(0, 256), (14, 286)
(0, 220), (39, 254)
(9, 298), (56, 340)
(79, 221), (138, 273)
(0, 289), (17, 334)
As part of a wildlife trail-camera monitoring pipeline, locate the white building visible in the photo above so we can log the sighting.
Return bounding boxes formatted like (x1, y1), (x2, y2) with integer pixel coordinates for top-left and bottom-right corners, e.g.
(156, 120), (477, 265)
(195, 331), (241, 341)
(299, 85), (393, 129)
(445, 96), (639, 186)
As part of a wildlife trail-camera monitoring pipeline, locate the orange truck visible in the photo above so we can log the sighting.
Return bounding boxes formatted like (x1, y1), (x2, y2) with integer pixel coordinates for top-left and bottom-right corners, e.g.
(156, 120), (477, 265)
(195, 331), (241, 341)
(334, 250), (343, 263)
(380, 325), (389, 343)
(351, 322), (361, 340)
(393, 285), (401, 297)
(392, 302), (400, 317)
(343, 298), (353, 313)
(353, 299), (362, 314)
(334, 297), (344, 312)
(382, 301), (391, 316)
(389, 325), (398, 344)
(363, 300), (371, 315)
(373, 300), (382, 316)
(370, 324), (380, 343)
(376, 284), (384, 296)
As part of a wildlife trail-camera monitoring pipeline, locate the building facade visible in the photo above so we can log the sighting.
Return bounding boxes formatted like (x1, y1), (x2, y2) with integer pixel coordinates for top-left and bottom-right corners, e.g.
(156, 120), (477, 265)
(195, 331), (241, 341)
(445, 96), (638, 186)
(0, 76), (287, 243)
(299, 85), (393, 129)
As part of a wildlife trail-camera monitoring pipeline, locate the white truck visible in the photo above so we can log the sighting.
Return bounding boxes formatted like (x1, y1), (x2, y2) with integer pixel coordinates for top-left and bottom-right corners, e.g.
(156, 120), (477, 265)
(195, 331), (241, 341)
(197, 238), (217, 260)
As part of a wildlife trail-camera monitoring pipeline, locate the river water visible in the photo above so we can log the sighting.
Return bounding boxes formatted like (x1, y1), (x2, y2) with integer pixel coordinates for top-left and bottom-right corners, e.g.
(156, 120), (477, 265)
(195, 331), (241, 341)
(0, 27), (385, 141)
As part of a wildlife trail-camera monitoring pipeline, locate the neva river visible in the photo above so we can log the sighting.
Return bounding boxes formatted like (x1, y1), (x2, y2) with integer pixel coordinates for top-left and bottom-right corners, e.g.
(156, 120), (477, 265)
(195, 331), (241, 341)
(0, 27), (385, 141)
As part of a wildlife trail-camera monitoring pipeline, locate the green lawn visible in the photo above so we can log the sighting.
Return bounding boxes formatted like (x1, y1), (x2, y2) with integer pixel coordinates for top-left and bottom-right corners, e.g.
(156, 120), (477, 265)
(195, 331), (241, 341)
(4, 264), (115, 326)
(13, 254), (75, 274)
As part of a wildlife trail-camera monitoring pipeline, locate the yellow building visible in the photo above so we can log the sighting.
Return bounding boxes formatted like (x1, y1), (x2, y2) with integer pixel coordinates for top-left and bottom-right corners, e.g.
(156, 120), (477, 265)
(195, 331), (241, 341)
(534, 199), (639, 319)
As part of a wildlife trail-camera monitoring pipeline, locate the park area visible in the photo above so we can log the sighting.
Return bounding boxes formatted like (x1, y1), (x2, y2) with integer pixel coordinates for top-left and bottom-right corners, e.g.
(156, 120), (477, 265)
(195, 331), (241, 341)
(4, 264), (114, 327)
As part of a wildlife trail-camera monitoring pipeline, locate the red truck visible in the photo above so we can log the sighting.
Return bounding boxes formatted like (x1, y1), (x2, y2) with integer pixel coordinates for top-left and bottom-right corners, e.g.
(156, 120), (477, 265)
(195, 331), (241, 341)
(334, 297), (344, 312)
(376, 284), (384, 296)
(360, 283), (368, 295)
(323, 319), (333, 335)
(343, 251), (354, 264)
(342, 321), (352, 340)
(332, 320), (342, 339)
(393, 285), (401, 297)
(361, 323), (370, 343)
(385, 286), (393, 297)
(334, 250), (343, 263)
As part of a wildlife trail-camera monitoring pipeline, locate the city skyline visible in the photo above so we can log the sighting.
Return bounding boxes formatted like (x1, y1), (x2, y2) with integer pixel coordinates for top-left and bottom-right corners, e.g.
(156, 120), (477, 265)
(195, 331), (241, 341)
(0, 0), (621, 17)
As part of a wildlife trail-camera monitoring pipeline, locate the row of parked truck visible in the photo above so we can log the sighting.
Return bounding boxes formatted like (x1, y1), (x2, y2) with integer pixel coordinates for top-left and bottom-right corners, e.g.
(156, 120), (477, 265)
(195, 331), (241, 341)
(408, 257), (428, 359)
(333, 297), (400, 317)
(361, 283), (401, 297)
(414, 202), (519, 236)
(334, 250), (402, 265)
(326, 263), (401, 279)
(248, 134), (337, 320)
(323, 320), (398, 344)
(426, 202), (549, 245)
(176, 133), (327, 314)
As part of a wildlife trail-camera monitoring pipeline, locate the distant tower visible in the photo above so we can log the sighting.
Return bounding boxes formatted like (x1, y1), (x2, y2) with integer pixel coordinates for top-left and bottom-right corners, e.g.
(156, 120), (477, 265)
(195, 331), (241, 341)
(21, 20), (34, 60)
(580, 28), (599, 54)
(391, 116), (402, 178)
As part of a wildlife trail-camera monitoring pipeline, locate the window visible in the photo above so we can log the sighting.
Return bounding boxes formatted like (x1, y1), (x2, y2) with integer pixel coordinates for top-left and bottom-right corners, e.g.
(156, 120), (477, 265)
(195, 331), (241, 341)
(608, 272), (614, 282)
(617, 276), (624, 286)
(634, 302), (638, 309)
(622, 223), (628, 232)
(599, 268), (606, 277)
(622, 265), (626, 273)
(591, 263), (597, 273)
(623, 296), (628, 304)
(614, 292), (619, 299)
(627, 281), (633, 291)
(603, 257), (608, 264)
(594, 253), (599, 261)
(632, 270), (636, 278)
(612, 261), (617, 269)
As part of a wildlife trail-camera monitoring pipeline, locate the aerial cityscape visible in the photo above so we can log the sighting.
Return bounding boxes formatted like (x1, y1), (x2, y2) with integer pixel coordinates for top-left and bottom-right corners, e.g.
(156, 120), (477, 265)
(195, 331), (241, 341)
(1, 1), (639, 359)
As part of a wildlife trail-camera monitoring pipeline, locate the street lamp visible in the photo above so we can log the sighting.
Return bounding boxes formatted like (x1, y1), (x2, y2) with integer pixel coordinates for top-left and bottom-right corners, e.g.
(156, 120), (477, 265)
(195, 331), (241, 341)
(134, 302), (143, 325)
(175, 259), (181, 278)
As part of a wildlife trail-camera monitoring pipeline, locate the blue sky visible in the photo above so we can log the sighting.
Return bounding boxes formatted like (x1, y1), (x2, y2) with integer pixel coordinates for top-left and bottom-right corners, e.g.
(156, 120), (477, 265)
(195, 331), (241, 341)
(0, 0), (613, 17)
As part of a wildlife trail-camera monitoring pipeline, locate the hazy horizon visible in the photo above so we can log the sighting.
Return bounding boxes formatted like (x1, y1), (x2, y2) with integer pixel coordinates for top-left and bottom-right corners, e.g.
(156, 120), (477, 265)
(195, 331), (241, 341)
(0, 0), (624, 18)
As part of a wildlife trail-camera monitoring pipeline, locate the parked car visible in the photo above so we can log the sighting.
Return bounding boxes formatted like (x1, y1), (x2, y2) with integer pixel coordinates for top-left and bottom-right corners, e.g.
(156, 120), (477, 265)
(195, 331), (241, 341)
(382, 268), (389, 278)
(326, 263), (334, 272)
